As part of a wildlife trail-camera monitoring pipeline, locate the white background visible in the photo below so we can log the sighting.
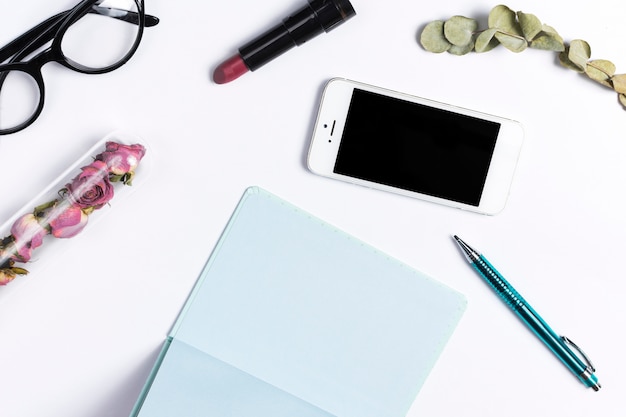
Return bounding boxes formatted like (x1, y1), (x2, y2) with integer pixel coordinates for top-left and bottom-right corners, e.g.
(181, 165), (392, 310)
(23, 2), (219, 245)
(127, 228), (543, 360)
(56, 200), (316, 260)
(0, 0), (624, 416)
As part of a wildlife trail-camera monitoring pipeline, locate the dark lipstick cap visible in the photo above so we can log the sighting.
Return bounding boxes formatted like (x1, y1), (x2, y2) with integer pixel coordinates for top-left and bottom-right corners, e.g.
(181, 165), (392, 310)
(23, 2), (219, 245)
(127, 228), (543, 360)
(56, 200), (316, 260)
(310, 0), (356, 32)
(239, 0), (356, 71)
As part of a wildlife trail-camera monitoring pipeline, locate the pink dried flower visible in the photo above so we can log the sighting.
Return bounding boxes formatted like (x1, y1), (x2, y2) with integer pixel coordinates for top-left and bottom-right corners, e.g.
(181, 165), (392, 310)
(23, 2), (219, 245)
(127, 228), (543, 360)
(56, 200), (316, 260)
(66, 160), (114, 210)
(0, 269), (16, 285)
(96, 142), (146, 176)
(10, 213), (49, 262)
(46, 203), (89, 238)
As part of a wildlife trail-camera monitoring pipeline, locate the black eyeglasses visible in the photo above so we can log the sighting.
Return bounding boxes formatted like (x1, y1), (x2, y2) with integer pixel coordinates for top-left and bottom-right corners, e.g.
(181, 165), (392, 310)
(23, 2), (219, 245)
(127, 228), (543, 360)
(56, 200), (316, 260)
(0, 0), (159, 135)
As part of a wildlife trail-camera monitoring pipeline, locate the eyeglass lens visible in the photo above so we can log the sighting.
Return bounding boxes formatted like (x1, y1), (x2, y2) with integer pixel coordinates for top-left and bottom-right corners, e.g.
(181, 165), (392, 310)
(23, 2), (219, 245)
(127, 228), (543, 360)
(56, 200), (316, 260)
(0, 70), (41, 132)
(62, 0), (141, 70)
(0, 0), (143, 134)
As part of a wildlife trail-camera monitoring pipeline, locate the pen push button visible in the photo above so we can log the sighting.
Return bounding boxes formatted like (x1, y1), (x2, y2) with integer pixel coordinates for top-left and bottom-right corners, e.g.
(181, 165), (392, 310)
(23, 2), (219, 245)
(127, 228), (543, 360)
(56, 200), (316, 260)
(562, 336), (601, 391)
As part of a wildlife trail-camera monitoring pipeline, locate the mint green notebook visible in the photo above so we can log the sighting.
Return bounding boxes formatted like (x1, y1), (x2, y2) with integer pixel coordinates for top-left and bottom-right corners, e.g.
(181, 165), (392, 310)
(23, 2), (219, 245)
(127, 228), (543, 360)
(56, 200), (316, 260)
(131, 187), (466, 417)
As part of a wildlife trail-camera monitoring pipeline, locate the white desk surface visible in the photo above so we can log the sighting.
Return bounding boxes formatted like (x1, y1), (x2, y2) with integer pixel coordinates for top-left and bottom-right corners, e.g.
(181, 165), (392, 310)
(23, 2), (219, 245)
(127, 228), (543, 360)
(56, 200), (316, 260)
(1, 1), (624, 416)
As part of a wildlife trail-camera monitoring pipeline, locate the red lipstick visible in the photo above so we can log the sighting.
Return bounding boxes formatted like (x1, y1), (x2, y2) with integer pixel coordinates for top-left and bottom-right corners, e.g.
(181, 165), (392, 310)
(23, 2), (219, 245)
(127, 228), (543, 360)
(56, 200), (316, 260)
(213, 0), (356, 84)
(213, 55), (249, 84)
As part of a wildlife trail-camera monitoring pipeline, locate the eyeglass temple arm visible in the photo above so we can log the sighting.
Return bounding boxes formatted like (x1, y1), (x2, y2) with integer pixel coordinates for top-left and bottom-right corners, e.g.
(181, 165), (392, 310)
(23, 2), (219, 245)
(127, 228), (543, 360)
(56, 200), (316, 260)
(0, 6), (159, 64)
(0, 12), (66, 63)
(95, 7), (159, 27)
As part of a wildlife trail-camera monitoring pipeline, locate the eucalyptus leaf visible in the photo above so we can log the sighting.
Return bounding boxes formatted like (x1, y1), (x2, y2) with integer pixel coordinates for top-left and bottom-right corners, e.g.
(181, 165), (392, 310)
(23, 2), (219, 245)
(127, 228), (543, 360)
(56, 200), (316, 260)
(530, 25), (564, 51)
(530, 35), (564, 51)
(559, 50), (585, 73)
(420, 20), (452, 53)
(495, 31), (527, 53)
(488, 5), (524, 37)
(612, 74), (626, 94)
(448, 38), (475, 55)
(568, 39), (592, 70)
(541, 24), (561, 37)
(475, 28), (500, 52)
(585, 60), (616, 88)
(444, 15), (478, 47)
(517, 11), (542, 41)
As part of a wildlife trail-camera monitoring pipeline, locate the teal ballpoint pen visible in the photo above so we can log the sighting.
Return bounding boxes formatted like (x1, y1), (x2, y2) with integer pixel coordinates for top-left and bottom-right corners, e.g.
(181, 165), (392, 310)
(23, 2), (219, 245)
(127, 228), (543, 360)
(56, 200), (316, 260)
(453, 235), (601, 391)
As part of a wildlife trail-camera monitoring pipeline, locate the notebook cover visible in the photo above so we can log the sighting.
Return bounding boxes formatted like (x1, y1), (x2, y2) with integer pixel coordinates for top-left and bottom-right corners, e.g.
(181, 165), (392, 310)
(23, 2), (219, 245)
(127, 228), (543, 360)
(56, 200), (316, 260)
(131, 187), (466, 417)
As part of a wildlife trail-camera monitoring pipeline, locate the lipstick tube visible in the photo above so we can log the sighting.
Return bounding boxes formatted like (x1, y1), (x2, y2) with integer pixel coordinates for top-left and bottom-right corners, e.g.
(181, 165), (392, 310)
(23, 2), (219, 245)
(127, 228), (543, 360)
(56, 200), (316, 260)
(213, 0), (356, 84)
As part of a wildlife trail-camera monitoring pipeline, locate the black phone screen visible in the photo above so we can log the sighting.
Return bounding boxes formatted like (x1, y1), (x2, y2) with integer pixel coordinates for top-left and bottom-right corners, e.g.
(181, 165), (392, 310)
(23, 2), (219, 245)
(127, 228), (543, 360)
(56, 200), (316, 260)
(333, 89), (501, 206)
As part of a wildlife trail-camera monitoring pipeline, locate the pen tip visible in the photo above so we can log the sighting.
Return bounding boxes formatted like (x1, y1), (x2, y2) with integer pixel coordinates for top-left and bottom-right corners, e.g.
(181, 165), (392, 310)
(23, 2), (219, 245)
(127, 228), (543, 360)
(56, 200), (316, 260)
(453, 235), (478, 263)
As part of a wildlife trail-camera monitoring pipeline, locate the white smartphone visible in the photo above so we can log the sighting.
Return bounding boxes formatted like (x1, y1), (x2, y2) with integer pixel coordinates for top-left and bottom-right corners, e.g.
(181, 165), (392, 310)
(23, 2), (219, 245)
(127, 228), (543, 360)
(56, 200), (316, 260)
(307, 78), (524, 215)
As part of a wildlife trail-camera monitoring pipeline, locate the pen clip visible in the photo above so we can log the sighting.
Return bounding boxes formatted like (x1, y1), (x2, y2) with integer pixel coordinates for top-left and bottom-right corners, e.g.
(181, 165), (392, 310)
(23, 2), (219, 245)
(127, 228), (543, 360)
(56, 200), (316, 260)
(561, 336), (596, 372)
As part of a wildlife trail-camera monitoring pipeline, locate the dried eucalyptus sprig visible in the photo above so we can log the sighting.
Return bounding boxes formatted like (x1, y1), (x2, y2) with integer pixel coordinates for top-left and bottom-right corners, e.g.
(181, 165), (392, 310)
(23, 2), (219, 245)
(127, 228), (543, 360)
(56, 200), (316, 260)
(420, 4), (626, 110)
